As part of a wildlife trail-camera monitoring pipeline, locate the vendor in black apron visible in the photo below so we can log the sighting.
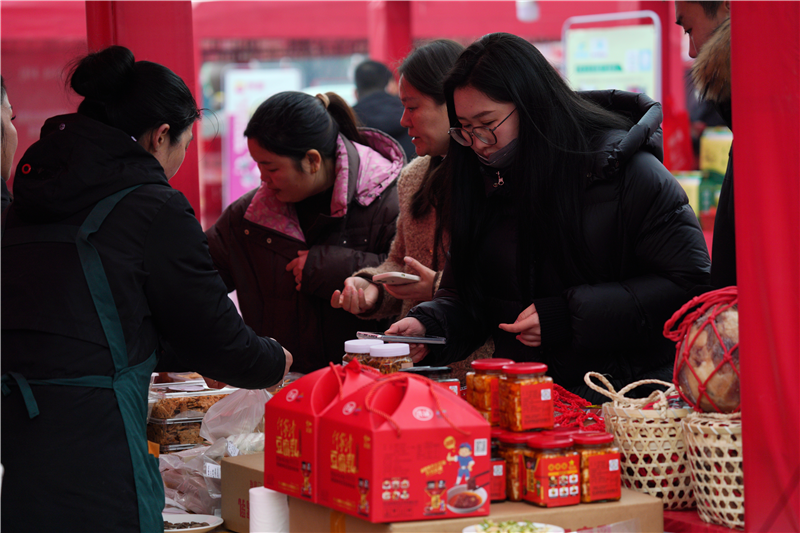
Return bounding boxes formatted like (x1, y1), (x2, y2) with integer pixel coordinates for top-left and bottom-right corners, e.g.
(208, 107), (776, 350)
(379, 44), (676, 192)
(1, 45), (292, 533)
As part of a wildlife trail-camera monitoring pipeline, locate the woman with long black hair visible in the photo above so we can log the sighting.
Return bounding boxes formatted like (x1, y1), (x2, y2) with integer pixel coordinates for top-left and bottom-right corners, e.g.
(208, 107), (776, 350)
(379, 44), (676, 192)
(388, 33), (710, 402)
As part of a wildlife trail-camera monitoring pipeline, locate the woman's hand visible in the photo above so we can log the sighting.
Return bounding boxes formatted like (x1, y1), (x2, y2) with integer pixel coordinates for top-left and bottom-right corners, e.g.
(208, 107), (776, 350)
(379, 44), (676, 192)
(498, 303), (541, 347)
(386, 317), (430, 363)
(383, 256), (438, 302)
(286, 250), (309, 291)
(331, 277), (380, 314)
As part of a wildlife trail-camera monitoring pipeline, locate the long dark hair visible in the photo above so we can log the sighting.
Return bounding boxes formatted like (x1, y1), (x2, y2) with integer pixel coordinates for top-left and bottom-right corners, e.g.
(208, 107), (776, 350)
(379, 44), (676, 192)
(68, 45), (199, 143)
(399, 39), (464, 269)
(444, 33), (633, 318)
(244, 91), (365, 169)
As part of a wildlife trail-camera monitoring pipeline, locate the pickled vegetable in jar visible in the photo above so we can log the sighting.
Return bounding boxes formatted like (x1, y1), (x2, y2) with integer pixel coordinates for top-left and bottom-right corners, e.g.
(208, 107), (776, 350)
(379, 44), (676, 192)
(497, 432), (535, 502)
(499, 362), (554, 431)
(367, 343), (413, 374)
(343, 339), (383, 365)
(400, 366), (460, 394)
(573, 432), (620, 503)
(523, 435), (579, 507)
(465, 358), (513, 425)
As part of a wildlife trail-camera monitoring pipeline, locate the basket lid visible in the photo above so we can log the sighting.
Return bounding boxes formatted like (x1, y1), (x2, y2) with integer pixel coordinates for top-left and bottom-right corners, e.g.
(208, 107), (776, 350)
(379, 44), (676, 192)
(502, 362), (548, 375)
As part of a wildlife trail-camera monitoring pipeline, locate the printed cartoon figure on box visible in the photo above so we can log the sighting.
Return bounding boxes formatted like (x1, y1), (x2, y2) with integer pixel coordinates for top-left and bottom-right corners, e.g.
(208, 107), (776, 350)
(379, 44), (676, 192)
(448, 443), (475, 485)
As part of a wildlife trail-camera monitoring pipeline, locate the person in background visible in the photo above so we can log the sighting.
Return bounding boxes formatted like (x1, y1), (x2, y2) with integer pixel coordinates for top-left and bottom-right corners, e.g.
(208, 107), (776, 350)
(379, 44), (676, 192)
(1, 46), (292, 532)
(1, 75), (18, 211)
(353, 59), (416, 161)
(332, 40), (493, 384)
(676, 0), (734, 288)
(206, 91), (404, 375)
(387, 33), (710, 403)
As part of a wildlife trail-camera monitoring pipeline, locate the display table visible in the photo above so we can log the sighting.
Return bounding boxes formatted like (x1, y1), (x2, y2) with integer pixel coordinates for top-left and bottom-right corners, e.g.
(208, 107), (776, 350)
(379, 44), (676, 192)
(288, 488), (663, 532)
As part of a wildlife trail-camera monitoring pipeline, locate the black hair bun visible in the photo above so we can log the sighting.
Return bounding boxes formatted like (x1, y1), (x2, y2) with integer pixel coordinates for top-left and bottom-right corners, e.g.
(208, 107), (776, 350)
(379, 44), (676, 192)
(70, 45), (136, 102)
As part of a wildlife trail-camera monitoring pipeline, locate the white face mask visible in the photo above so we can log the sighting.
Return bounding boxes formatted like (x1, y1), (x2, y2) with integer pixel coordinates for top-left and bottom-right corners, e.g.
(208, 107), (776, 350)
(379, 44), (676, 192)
(477, 138), (519, 169)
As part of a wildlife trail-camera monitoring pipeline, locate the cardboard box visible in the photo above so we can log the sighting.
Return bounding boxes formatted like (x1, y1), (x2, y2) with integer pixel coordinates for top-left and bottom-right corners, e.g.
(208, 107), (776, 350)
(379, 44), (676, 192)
(221, 453), (265, 533)
(317, 374), (491, 523)
(264, 361), (380, 503)
(289, 488), (664, 532)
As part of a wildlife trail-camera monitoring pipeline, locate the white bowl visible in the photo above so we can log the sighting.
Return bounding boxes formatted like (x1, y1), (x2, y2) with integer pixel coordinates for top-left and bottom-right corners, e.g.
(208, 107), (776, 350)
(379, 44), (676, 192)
(445, 483), (489, 514)
(162, 512), (223, 533)
(462, 522), (565, 533)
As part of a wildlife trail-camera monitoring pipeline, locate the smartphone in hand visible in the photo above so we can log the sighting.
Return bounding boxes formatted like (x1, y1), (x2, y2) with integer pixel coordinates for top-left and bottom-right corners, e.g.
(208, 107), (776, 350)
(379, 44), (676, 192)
(372, 272), (422, 285)
(357, 331), (446, 344)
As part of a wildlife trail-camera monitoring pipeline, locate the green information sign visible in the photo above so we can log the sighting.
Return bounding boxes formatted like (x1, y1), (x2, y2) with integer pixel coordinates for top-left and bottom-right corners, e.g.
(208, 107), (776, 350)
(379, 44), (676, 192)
(563, 13), (660, 102)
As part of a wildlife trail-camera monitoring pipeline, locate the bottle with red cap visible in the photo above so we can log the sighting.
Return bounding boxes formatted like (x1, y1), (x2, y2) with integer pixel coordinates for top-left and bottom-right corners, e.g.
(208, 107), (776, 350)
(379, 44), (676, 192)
(464, 358), (514, 425)
(498, 362), (554, 432)
(573, 432), (621, 503)
(524, 434), (579, 507)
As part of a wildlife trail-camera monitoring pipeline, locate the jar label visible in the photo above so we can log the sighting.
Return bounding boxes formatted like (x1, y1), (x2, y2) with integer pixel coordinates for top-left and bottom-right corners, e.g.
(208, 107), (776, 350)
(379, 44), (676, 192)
(585, 452), (621, 501)
(519, 382), (554, 429)
(491, 458), (506, 500)
(524, 453), (580, 507)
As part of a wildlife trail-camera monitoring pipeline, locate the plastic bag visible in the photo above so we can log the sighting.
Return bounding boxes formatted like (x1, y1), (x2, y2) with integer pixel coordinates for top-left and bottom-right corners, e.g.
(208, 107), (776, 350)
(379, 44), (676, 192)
(199, 388), (271, 444)
(160, 440), (229, 515)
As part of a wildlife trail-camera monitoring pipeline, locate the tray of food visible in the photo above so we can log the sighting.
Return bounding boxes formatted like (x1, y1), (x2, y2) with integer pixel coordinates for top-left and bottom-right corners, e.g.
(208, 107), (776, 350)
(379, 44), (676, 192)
(147, 416), (206, 446)
(149, 384), (237, 419)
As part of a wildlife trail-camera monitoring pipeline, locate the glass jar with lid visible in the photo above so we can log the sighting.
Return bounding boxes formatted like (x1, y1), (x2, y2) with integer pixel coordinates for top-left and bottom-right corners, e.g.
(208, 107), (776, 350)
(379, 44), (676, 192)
(399, 366), (460, 394)
(572, 432), (620, 503)
(497, 431), (535, 502)
(524, 434), (579, 507)
(465, 358), (514, 425)
(499, 362), (554, 432)
(367, 343), (413, 374)
(343, 339), (383, 365)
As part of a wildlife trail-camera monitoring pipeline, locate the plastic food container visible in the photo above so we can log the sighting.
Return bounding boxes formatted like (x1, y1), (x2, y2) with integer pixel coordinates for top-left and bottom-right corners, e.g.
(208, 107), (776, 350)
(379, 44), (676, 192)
(524, 434), (579, 507)
(573, 432), (621, 503)
(499, 362), (554, 431)
(343, 339), (383, 365)
(400, 366), (460, 394)
(366, 343), (413, 374)
(465, 358), (514, 425)
(497, 431), (534, 502)
(146, 416), (206, 447)
(149, 384), (237, 419)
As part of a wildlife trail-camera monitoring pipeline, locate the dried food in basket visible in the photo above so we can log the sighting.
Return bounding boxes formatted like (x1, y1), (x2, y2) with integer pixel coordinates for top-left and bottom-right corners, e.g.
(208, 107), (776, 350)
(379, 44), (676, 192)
(665, 287), (740, 413)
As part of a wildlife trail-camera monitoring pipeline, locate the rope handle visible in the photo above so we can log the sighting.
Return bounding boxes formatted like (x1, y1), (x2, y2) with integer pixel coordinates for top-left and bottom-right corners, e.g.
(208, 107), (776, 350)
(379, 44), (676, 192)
(584, 372), (676, 416)
(664, 286), (738, 342)
(364, 373), (471, 438)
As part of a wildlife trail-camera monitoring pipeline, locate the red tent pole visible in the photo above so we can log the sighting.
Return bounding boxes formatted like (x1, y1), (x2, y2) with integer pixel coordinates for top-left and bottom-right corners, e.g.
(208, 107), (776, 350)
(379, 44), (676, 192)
(84, 1), (201, 219)
(732, 2), (800, 531)
(367, 1), (412, 75)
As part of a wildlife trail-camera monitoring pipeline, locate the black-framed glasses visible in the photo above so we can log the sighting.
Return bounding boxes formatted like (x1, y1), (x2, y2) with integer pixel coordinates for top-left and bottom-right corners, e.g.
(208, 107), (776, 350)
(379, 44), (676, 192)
(448, 108), (517, 147)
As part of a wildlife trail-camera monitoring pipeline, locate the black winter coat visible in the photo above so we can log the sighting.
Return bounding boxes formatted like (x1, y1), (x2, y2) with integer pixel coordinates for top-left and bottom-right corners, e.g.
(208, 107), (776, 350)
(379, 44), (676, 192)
(206, 133), (402, 375)
(409, 91), (710, 403)
(1, 114), (286, 533)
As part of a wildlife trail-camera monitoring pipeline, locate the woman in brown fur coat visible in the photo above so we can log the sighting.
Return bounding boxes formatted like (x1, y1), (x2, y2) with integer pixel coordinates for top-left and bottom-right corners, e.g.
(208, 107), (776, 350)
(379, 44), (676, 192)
(332, 40), (493, 381)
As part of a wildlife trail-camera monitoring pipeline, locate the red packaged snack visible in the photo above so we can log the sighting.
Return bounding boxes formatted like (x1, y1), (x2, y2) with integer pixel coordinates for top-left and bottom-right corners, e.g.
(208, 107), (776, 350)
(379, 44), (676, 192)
(263, 360), (380, 502)
(317, 373), (490, 523)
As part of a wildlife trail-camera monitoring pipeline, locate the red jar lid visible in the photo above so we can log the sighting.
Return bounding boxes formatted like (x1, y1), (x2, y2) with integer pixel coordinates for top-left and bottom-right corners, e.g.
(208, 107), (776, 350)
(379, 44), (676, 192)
(542, 427), (585, 436)
(527, 434), (573, 449)
(501, 362), (548, 375)
(471, 358), (514, 371)
(491, 427), (508, 440)
(498, 431), (536, 445)
(571, 432), (615, 445)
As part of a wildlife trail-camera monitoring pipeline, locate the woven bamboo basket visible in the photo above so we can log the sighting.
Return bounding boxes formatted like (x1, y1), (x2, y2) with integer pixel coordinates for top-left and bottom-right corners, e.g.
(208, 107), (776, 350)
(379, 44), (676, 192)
(682, 412), (744, 529)
(586, 372), (695, 510)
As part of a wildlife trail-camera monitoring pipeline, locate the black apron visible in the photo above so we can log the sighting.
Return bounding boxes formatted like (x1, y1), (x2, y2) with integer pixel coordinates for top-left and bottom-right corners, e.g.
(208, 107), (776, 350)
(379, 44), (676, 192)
(1, 185), (163, 532)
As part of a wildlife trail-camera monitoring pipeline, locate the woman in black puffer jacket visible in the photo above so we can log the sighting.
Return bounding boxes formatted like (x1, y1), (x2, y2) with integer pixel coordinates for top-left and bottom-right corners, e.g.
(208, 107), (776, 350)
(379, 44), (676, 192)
(388, 33), (710, 403)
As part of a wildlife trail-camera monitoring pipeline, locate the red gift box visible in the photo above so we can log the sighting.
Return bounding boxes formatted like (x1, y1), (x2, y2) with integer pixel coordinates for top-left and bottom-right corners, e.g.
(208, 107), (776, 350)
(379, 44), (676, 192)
(317, 373), (491, 523)
(263, 360), (380, 502)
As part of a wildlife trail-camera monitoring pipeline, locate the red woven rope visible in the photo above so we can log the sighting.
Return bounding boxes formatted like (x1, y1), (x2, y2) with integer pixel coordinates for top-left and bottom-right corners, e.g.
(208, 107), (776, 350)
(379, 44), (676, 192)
(663, 286), (740, 413)
(553, 383), (605, 431)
